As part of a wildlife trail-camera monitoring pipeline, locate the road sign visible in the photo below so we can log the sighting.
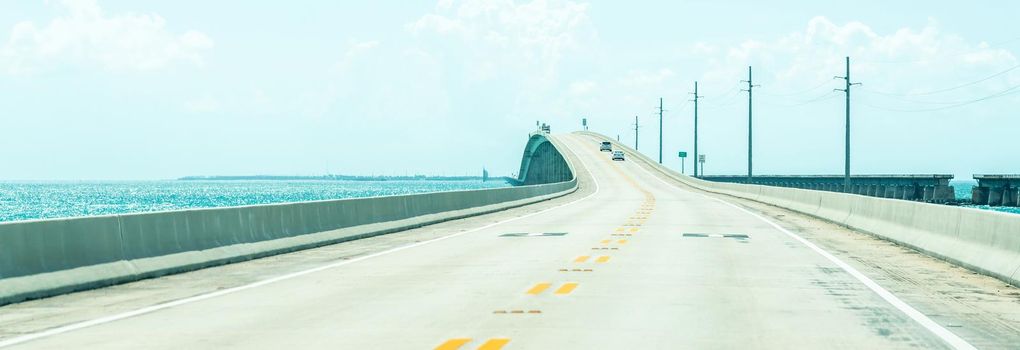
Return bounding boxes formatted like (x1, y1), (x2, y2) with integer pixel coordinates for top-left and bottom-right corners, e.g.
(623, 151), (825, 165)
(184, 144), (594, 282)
(678, 151), (688, 174)
(698, 154), (706, 163)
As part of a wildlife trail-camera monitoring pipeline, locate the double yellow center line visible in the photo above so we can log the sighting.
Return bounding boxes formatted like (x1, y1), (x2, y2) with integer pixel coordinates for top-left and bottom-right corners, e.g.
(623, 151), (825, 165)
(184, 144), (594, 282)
(436, 338), (510, 350)
(526, 282), (578, 296)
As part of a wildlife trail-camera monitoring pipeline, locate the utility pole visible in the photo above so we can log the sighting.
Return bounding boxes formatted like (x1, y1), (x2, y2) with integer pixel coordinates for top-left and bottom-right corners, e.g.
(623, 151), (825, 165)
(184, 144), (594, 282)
(835, 56), (861, 193)
(658, 98), (664, 164)
(633, 116), (640, 150)
(690, 81), (701, 177)
(740, 66), (759, 183)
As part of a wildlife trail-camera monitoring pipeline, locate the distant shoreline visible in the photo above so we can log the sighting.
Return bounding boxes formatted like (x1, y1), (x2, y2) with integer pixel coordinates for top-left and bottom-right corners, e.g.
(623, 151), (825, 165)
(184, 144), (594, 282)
(178, 175), (514, 182)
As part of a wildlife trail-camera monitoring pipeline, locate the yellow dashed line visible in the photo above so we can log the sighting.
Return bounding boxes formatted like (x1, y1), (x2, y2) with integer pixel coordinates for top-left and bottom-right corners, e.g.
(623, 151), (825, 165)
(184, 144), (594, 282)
(527, 283), (551, 295)
(630, 228), (639, 232)
(435, 338), (472, 350)
(617, 239), (628, 244)
(600, 239), (611, 245)
(595, 256), (611, 263)
(554, 282), (579, 295)
(573, 256), (590, 263)
(478, 338), (511, 350)
(615, 227), (625, 232)
(493, 310), (542, 314)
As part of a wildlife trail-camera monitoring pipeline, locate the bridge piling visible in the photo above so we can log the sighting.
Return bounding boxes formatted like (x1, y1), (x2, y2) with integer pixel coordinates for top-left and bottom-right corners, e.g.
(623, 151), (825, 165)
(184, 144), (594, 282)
(903, 186), (918, 200)
(988, 187), (1004, 206)
(972, 187), (989, 205)
(933, 186), (955, 203)
(1002, 188), (1018, 207)
(852, 184), (864, 194)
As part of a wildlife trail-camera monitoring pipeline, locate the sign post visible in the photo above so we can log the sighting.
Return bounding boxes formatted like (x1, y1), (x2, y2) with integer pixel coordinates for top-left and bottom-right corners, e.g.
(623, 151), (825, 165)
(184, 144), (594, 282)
(698, 154), (706, 177)
(678, 151), (688, 174)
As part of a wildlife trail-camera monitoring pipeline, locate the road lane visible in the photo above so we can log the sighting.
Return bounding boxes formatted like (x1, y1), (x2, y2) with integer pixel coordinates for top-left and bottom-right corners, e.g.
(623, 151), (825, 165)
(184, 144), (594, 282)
(4, 134), (971, 349)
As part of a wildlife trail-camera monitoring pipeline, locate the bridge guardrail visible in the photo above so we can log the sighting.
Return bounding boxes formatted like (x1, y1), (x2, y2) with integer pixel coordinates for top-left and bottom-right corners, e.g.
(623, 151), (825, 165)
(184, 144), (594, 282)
(578, 131), (1020, 288)
(0, 134), (580, 305)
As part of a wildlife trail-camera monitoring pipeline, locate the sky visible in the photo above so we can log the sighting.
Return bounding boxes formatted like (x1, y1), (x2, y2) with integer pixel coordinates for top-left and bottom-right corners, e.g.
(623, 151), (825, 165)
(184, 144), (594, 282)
(1, 0), (1018, 180)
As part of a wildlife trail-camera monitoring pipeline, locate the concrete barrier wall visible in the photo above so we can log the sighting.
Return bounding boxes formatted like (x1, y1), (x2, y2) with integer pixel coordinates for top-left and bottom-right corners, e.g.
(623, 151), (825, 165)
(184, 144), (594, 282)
(701, 175), (956, 203)
(579, 131), (1020, 287)
(0, 134), (580, 305)
(515, 132), (574, 185)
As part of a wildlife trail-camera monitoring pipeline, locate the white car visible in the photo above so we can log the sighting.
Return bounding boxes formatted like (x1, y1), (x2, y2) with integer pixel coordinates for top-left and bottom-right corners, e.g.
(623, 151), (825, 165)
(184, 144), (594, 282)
(612, 150), (625, 161)
(599, 141), (612, 152)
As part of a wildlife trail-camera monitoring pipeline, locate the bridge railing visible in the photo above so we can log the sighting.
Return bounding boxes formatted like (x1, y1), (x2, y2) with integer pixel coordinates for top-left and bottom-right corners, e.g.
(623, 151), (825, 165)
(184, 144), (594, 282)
(0, 134), (580, 306)
(700, 174), (956, 203)
(577, 131), (1020, 288)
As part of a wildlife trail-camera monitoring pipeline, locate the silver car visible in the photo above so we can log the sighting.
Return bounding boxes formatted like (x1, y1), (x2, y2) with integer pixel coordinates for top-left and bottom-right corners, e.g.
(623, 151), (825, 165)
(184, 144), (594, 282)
(612, 150), (625, 161)
(599, 141), (612, 152)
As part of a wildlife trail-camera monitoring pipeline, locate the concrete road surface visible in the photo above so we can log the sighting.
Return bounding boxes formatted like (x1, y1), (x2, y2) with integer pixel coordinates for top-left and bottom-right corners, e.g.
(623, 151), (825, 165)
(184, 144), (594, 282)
(2, 133), (1019, 349)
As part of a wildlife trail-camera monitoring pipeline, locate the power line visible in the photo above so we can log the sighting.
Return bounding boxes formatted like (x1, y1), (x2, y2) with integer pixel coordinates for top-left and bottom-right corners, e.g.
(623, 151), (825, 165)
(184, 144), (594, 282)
(858, 36), (1020, 64)
(670, 99), (691, 115)
(702, 86), (744, 110)
(760, 91), (841, 107)
(860, 84), (1020, 112)
(860, 89), (999, 105)
(862, 63), (1020, 96)
(759, 79), (835, 97)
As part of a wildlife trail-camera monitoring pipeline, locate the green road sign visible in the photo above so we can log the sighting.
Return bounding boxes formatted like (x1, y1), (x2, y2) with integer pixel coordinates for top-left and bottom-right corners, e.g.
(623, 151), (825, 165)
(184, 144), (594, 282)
(678, 151), (688, 158)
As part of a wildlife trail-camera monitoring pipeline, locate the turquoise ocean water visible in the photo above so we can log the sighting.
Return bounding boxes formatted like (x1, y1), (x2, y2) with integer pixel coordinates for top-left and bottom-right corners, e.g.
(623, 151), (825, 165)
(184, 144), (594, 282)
(0, 180), (510, 223)
(951, 180), (1020, 215)
(3, 179), (1014, 223)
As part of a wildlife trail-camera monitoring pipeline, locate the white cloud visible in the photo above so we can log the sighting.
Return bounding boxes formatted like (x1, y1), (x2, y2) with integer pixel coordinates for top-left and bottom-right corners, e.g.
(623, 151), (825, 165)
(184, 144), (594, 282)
(332, 40), (380, 72)
(0, 0), (214, 74)
(621, 68), (675, 87)
(568, 80), (597, 96)
(695, 16), (1018, 96)
(691, 42), (718, 55)
(183, 96), (221, 113)
(407, 0), (596, 83)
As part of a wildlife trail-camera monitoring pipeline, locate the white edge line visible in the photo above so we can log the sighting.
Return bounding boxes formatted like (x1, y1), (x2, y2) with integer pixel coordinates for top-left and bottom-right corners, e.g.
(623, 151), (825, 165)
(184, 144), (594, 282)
(0, 136), (601, 348)
(628, 155), (977, 350)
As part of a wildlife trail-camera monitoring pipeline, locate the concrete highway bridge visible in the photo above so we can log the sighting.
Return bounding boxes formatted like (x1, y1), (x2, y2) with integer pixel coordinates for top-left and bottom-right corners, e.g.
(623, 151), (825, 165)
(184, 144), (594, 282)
(2, 132), (1020, 349)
